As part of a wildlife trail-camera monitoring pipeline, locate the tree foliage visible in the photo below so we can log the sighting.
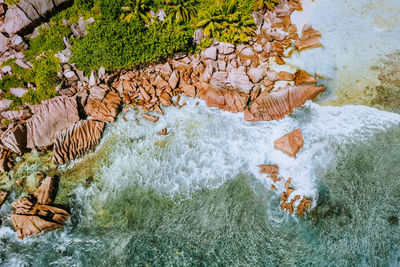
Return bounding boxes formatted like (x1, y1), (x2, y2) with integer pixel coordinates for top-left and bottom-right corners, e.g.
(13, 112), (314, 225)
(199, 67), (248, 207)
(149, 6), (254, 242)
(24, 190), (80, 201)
(196, 0), (256, 43)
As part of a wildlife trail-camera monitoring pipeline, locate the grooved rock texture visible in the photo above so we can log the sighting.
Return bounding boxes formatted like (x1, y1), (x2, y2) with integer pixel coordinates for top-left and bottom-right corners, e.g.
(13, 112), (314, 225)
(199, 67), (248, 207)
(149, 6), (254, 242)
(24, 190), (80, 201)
(1, 123), (27, 154)
(52, 120), (105, 164)
(244, 85), (325, 121)
(26, 96), (80, 149)
(34, 176), (57, 205)
(196, 82), (249, 113)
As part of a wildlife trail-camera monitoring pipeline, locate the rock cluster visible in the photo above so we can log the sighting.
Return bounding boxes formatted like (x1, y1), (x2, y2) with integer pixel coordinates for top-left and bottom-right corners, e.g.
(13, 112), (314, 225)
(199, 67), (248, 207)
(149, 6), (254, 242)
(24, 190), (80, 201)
(11, 175), (70, 239)
(0, 0), (73, 68)
(0, 85), (120, 168)
(110, 0), (324, 124)
(258, 165), (312, 217)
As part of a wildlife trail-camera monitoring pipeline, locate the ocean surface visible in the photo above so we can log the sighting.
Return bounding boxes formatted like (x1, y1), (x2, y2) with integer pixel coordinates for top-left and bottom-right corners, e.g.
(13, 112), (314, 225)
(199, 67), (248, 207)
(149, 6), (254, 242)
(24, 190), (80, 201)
(1, 0), (400, 266)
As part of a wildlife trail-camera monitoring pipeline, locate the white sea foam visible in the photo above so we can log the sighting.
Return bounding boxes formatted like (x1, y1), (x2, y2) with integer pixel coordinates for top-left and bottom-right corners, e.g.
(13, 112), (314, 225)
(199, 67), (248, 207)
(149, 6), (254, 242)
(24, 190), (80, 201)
(83, 99), (400, 210)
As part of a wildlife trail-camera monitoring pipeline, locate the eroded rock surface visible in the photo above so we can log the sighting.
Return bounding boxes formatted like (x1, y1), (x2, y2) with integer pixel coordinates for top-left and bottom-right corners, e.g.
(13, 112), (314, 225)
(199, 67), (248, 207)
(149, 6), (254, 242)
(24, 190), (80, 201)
(84, 86), (121, 123)
(244, 85), (325, 121)
(11, 175), (69, 239)
(52, 120), (105, 164)
(1, 123), (27, 154)
(26, 96), (80, 149)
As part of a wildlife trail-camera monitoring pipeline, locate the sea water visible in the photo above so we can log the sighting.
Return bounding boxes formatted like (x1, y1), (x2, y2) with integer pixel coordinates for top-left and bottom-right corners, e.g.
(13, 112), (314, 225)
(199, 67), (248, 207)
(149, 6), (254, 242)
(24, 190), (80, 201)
(1, 0), (400, 265)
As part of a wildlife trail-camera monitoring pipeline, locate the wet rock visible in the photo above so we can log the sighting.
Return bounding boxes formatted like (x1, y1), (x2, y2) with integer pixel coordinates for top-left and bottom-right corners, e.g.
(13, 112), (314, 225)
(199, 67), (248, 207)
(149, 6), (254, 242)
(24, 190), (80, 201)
(244, 85), (325, 121)
(11, 173), (70, 239)
(0, 190), (7, 208)
(1, 123), (27, 154)
(196, 82), (249, 113)
(258, 164), (279, 176)
(294, 69), (317, 85)
(10, 87), (28, 98)
(181, 84), (196, 97)
(157, 128), (168, 135)
(26, 96), (80, 149)
(296, 196), (312, 217)
(274, 128), (303, 158)
(142, 113), (159, 123)
(295, 24), (322, 52)
(34, 176), (57, 205)
(53, 120), (105, 164)
(278, 71), (295, 81)
(12, 195), (35, 214)
(159, 92), (172, 107)
(258, 164), (282, 183)
(84, 86), (121, 123)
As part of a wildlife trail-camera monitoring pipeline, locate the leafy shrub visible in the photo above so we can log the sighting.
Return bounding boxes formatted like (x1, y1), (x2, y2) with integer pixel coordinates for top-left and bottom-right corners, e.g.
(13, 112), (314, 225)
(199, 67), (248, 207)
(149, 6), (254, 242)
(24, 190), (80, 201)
(21, 56), (60, 105)
(199, 38), (213, 49)
(71, 19), (193, 72)
(25, 24), (71, 61)
(76, 0), (95, 11)
(99, 0), (126, 21)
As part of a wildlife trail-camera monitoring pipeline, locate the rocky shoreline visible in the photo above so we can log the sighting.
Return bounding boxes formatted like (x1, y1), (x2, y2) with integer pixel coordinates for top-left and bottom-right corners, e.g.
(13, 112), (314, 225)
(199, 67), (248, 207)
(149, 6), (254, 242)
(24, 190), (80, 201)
(0, 0), (324, 238)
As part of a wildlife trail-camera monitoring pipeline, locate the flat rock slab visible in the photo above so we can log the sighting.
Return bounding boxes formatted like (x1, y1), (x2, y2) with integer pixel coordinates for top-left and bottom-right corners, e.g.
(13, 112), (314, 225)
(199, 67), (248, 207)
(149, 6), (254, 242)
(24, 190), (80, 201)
(274, 129), (304, 158)
(26, 96), (80, 149)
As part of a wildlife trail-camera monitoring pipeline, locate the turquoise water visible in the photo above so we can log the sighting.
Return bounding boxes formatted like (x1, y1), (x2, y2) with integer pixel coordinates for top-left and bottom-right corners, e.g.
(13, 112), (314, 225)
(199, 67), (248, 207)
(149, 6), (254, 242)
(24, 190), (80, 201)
(0, 102), (399, 266)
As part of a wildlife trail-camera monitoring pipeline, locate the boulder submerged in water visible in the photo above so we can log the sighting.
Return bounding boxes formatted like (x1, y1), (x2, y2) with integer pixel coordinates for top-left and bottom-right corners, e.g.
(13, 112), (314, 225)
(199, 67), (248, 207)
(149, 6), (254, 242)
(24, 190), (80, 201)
(11, 175), (69, 239)
(274, 128), (304, 158)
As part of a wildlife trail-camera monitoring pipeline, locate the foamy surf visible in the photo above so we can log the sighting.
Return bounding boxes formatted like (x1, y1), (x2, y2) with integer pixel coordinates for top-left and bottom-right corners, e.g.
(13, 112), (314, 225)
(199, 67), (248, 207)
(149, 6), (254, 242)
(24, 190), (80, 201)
(75, 98), (400, 213)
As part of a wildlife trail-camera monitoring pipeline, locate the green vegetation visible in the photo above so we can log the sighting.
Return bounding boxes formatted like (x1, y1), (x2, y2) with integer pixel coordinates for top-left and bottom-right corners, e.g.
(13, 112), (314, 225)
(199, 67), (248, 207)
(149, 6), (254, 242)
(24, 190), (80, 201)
(166, 0), (196, 23)
(196, 0), (256, 43)
(0, 0), (278, 106)
(253, 0), (278, 11)
(71, 19), (193, 72)
(120, 0), (154, 24)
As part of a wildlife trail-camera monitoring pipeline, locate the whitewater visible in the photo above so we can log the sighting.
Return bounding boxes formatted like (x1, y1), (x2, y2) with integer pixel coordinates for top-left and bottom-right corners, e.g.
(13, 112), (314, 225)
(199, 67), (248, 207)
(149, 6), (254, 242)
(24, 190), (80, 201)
(1, 0), (400, 265)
